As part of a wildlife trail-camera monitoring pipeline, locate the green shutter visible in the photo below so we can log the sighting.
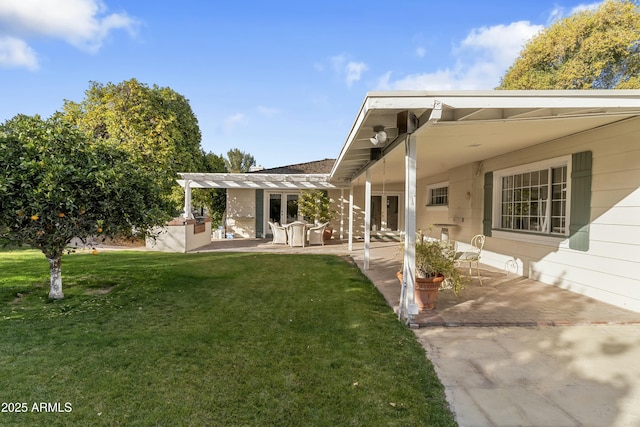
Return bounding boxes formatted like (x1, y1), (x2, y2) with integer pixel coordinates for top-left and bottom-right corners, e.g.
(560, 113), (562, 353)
(569, 151), (592, 251)
(483, 172), (493, 237)
(255, 190), (264, 238)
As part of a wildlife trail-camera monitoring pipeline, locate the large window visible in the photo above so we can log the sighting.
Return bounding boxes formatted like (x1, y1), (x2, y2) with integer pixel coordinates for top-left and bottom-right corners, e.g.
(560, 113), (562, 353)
(496, 158), (569, 236)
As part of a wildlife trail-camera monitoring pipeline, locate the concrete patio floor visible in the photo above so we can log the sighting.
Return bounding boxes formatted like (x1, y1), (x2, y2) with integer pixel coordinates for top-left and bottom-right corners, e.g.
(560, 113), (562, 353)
(193, 238), (640, 427)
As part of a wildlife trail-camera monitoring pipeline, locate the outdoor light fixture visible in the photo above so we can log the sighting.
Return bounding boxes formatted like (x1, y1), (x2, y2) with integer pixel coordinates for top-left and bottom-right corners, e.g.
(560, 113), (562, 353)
(369, 126), (388, 145)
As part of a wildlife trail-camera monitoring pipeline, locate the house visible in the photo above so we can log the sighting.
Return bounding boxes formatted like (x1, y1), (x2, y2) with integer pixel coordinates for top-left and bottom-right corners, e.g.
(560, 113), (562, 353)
(162, 90), (640, 314)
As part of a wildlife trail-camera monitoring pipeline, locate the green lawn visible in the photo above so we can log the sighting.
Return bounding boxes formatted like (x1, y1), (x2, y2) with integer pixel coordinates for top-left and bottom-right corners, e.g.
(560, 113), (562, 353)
(0, 249), (456, 426)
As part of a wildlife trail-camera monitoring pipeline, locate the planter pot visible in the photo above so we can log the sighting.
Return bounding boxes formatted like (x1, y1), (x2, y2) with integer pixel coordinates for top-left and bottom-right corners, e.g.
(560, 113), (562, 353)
(397, 272), (444, 311)
(415, 275), (444, 310)
(323, 227), (333, 241)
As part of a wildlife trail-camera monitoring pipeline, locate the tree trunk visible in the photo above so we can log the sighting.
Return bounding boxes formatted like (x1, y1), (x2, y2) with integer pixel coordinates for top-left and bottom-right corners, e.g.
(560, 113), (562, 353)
(47, 256), (64, 300)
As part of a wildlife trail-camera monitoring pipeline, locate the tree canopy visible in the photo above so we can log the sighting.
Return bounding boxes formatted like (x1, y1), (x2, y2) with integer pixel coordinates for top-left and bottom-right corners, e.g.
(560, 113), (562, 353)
(0, 114), (170, 299)
(63, 79), (205, 209)
(225, 148), (256, 173)
(498, 0), (640, 89)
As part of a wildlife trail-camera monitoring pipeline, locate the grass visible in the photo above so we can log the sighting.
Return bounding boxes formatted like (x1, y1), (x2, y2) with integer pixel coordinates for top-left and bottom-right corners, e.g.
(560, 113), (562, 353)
(0, 249), (456, 426)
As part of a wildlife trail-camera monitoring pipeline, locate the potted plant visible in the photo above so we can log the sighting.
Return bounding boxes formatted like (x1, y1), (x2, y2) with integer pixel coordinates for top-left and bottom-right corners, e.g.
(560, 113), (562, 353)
(298, 190), (334, 240)
(398, 238), (465, 310)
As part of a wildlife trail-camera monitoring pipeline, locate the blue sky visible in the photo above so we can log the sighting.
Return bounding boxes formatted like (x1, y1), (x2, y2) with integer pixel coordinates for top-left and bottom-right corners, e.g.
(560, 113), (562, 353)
(0, 0), (601, 168)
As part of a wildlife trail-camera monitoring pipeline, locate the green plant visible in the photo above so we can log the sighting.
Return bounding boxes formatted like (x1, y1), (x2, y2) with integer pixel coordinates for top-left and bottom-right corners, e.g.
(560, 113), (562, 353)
(415, 239), (465, 295)
(297, 190), (333, 224)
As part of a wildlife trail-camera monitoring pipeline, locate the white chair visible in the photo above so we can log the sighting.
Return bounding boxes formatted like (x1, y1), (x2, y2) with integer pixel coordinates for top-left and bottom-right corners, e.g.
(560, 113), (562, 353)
(307, 222), (329, 246)
(286, 221), (306, 247)
(268, 221), (287, 245)
(455, 234), (485, 285)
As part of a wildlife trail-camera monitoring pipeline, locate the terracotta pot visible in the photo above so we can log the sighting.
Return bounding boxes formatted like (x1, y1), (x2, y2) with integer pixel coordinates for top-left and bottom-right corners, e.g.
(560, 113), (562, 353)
(396, 272), (444, 311)
(415, 275), (444, 310)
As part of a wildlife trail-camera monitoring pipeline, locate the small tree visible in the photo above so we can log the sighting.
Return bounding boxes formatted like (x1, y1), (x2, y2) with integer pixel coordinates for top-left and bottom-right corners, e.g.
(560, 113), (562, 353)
(298, 190), (332, 225)
(0, 114), (170, 299)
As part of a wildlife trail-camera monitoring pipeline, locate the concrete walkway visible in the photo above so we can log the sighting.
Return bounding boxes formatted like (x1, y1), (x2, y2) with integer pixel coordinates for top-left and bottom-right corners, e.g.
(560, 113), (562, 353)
(195, 238), (640, 427)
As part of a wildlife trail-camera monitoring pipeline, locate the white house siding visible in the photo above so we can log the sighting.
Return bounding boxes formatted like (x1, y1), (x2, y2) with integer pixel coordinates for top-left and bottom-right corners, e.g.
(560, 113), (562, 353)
(477, 117), (640, 312)
(226, 188), (256, 238)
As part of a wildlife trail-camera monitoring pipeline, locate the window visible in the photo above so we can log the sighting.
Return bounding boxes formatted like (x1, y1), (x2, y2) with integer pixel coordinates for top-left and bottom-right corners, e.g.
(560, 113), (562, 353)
(495, 158), (569, 236)
(427, 183), (448, 206)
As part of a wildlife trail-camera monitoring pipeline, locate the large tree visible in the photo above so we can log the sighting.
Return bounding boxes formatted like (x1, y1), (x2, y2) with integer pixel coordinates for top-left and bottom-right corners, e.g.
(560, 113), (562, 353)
(63, 79), (205, 211)
(0, 114), (170, 299)
(498, 0), (640, 89)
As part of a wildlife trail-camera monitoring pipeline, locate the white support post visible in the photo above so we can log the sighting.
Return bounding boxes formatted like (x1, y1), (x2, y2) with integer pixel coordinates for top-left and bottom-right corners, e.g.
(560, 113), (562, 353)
(183, 179), (194, 219)
(400, 135), (417, 322)
(348, 186), (354, 252)
(340, 188), (345, 240)
(364, 169), (372, 270)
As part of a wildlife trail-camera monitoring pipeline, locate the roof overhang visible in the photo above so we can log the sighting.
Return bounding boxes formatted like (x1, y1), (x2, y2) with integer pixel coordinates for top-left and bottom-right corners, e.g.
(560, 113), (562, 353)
(178, 173), (344, 190)
(329, 90), (640, 185)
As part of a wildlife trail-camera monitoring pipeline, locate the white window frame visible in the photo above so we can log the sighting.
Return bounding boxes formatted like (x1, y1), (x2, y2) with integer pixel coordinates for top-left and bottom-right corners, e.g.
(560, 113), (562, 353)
(492, 156), (572, 245)
(426, 181), (449, 210)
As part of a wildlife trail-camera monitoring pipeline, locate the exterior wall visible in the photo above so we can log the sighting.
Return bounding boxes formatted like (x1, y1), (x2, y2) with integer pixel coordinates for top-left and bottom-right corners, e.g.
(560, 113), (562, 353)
(147, 218), (212, 253)
(477, 118), (640, 312)
(226, 189), (256, 238)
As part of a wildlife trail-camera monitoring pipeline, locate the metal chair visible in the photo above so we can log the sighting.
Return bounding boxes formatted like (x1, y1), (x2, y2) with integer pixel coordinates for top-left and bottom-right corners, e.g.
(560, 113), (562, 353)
(455, 234), (485, 285)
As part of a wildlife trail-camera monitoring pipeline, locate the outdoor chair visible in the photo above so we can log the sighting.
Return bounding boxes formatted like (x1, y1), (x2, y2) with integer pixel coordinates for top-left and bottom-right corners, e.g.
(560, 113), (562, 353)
(286, 221), (307, 247)
(307, 222), (329, 246)
(455, 234), (485, 285)
(268, 221), (287, 245)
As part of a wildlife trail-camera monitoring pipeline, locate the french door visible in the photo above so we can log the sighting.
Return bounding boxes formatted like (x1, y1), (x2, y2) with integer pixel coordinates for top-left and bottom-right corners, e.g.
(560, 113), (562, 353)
(268, 192), (300, 225)
(370, 193), (402, 232)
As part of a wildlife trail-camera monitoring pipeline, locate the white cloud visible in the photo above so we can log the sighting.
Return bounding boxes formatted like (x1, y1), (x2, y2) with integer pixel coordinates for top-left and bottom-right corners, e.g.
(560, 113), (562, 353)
(548, 2), (602, 23)
(223, 113), (248, 133)
(331, 54), (368, 86)
(257, 106), (280, 117)
(0, 0), (138, 69)
(415, 46), (426, 58)
(0, 36), (38, 70)
(345, 61), (368, 87)
(376, 20), (543, 90)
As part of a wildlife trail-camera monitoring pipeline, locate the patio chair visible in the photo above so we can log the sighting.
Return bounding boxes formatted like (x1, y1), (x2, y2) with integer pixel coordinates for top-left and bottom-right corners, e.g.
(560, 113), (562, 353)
(307, 222), (329, 246)
(268, 221), (287, 245)
(286, 221), (307, 247)
(455, 234), (485, 285)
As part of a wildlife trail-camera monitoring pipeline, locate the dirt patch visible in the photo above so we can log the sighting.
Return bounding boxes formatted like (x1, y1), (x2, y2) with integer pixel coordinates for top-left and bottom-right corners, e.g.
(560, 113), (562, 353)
(85, 286), (116, 295)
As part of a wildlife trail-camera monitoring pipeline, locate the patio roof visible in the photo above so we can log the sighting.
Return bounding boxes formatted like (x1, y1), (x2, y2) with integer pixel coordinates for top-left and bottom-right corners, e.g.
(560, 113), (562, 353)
(330, 90), (640, 186)
(177, 172), (344, 190)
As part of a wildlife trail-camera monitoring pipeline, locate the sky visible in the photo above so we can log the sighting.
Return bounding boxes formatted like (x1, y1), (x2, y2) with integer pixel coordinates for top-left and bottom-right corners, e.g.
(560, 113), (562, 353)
(0, 0), (602, 169)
